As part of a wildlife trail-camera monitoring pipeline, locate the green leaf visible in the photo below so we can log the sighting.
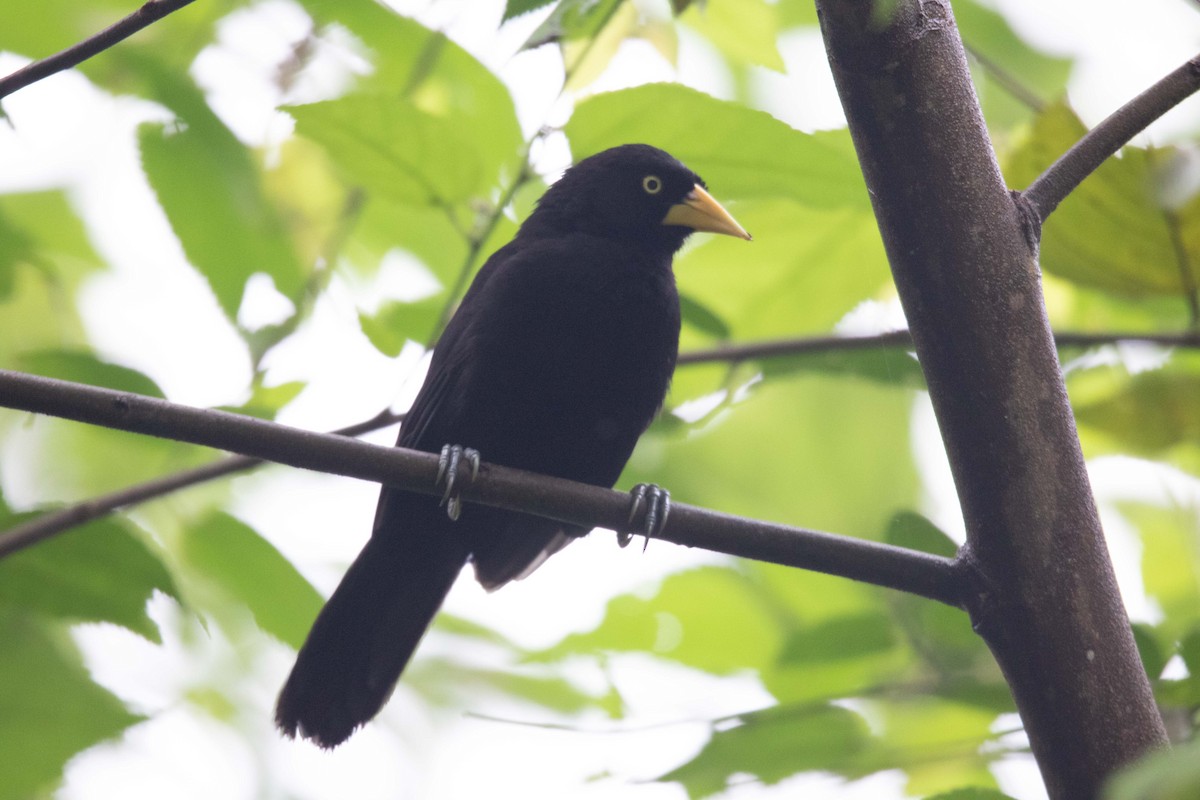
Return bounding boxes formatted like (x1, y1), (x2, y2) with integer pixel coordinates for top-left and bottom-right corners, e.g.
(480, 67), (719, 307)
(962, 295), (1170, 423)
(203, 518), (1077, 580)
(1072, 355), (1200, 470)
(0, 263), (85, 366)
(20, 417), (210, 501)
(778, 611), (897, 665)
(681, 0), (784, 71)
(0, 192), (102, 363)
(1124, 503), (1200, 641)
(886, 511), (958, 558)
(0, 208), (34, 299)
(0, 517), (178, 642)
(295, 0), (523, 184)
(885, 515), (989, 674)
(763, 608), (912, 705)
(760, 343), (927, 389)
(567, 84), (868, 208)
(525, 0), (623, 48)
(876, 697), (1003, 794)
(1044, 272), (1195, 333)
(1131, 623), (1169, 681)
(1, 2), (231, 93)
(359, 297), (445, 357)
(503, 0), (557, 21)
(531, 566), (784, 674)
(406, 657), (601, 714)
(657, 704), (873, 796)
(181, 513), (324, 650)
(676, 201), (891, 342)
(1104, 737), (1200, 800)
(226, 379), (307, 421)
(288, 96), (485, 207)
(1180, 624), (1200, 676)
(346, 196), (470, 287)
(0, 191), (104, 288)
(777, 0), (819, 27)
(0, 612), (141, 800)
(633, 374), (920, 538)
(925, 789), (1017, 799)
(679, 293), (731, 339)
(0, 0), (138, 61)
(1005, 103), (1195, 298)
(18, 350), (165, 398)
(433, 612), (514, 646)
(955, 0), (1071, 138)
(139, 69), (305, 321)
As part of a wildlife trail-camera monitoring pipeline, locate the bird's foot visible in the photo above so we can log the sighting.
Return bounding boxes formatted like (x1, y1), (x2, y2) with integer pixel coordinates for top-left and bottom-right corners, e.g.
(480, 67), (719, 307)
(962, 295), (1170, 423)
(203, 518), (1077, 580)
(435, 444), (480, 521)
(619, 483), (670, 550)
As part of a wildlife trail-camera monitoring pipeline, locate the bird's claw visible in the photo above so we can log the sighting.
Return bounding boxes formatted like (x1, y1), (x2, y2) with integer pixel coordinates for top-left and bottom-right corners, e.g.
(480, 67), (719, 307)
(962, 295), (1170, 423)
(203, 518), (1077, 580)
(619, 483), (670, 551)
(435, 444), (480, 521)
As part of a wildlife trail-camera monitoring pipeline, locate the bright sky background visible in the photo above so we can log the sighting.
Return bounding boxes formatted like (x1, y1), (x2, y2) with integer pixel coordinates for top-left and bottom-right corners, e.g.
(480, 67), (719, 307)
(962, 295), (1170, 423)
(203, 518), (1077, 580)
(2, 0), (1200, 798)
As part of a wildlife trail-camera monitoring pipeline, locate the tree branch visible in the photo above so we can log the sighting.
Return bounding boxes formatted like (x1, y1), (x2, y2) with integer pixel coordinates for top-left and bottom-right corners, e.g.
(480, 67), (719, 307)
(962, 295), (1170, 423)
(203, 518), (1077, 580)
(0, 368), (965, 607)
(432, 156), (533, 340)
(816, 1), (1168, 795)
(677, 331), (912, 364)
(1022, 53), (1200, 223)
(0, 408), (404, 559)
(431, 6), (628, 341)
(9, 327), (1198, 556)
(0, 0), (197, 102)
(676, 328), (1200, 366)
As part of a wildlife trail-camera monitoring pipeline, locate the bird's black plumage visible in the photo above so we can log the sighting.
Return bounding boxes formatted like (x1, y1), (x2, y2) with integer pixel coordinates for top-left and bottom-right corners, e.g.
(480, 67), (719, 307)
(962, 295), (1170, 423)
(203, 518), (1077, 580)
(276, 144), (748, 747)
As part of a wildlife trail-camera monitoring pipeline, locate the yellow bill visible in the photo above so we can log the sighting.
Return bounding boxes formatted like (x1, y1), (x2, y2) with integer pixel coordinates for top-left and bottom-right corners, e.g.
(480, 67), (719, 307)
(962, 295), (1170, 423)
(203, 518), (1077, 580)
(662, 184), (751, 240)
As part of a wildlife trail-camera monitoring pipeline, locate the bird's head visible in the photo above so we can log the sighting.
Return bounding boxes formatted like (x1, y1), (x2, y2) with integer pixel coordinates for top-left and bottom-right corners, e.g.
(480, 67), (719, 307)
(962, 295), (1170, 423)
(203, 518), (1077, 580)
(528, 144), (750, 254)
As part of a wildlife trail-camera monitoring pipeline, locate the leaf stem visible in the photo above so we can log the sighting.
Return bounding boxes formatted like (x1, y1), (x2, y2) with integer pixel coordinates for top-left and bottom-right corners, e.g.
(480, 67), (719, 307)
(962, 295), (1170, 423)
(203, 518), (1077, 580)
(0, 408), (403, 559)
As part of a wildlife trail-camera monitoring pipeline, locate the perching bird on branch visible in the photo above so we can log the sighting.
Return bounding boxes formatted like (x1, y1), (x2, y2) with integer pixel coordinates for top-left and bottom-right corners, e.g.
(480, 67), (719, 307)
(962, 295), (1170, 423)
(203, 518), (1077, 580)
(276, 144), (750, 747)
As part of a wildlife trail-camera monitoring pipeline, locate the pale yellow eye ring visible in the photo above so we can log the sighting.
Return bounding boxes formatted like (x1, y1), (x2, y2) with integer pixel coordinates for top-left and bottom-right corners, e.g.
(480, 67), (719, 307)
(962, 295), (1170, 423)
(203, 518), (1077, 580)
(642, 175), (663, 195)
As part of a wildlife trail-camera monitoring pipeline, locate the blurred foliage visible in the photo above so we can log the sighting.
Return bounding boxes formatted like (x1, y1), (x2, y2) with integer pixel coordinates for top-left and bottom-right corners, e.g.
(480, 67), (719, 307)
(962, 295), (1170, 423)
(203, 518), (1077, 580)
(0, 1), (1198, 799)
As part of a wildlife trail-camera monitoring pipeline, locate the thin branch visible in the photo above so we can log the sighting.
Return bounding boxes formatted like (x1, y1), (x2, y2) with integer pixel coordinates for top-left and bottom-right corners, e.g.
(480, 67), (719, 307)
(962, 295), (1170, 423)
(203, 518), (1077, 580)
(0, 369), (965, 607)
(1165, 210), (1200, 328)
(1022, 53), (1200, 222)
(0, 0), (197, 102)
(12, 327), (1200, 554)
(10, 327), (1199, 554)
(432, 157), (533, 340)
(678, 331), (913, 364)
(1053, 329), (1200, 348)
(676, 329), (1200, 366)
(0, 408), (404, 559)
(430, 6), (629, 341)
(963, 43), (1046, 113)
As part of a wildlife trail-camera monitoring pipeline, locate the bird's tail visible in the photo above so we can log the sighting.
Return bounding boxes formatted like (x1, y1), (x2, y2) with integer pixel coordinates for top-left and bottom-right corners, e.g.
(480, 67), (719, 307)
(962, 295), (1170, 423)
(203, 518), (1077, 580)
(275, 494), (467, 748)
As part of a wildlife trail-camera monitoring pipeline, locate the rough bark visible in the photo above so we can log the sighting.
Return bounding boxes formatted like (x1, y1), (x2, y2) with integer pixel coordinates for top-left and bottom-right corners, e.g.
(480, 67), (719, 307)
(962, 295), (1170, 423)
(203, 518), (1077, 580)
(814, 1), (1169, 796)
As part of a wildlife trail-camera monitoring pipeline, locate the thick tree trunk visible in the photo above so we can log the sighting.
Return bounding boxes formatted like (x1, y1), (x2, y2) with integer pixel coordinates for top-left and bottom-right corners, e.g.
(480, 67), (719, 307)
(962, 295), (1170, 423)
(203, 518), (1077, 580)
(814, 1), (1169, 796)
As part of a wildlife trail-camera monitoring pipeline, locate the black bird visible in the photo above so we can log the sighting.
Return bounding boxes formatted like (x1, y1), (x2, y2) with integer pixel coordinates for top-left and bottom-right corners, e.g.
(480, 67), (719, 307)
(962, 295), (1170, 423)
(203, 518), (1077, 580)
(276, 144), (750, 747)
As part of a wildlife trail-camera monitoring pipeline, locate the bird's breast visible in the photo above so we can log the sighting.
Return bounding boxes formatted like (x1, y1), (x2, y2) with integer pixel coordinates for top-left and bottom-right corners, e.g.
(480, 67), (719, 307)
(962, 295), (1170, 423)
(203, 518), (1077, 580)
(452, 245), (680, 482)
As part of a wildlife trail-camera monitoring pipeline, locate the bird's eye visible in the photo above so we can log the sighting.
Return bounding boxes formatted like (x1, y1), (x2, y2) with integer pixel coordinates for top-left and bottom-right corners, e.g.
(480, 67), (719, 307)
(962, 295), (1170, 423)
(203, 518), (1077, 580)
(642, 175), (663, 195)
